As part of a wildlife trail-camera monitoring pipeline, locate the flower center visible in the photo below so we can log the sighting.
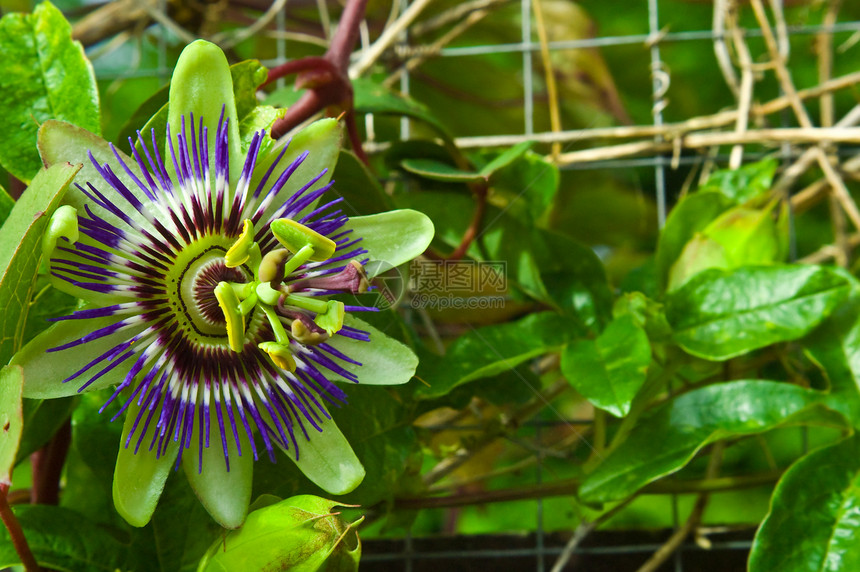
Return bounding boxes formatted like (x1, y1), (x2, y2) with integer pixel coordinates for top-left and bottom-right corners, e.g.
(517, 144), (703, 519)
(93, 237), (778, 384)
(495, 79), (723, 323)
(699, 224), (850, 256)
(176, 245), (252, 338)
(192, 260), (248, 325)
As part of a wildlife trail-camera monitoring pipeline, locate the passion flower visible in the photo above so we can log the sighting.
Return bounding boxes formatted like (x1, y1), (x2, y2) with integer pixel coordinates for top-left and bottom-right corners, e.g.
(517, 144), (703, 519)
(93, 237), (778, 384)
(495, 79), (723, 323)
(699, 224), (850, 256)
(11, 40), (433, 529)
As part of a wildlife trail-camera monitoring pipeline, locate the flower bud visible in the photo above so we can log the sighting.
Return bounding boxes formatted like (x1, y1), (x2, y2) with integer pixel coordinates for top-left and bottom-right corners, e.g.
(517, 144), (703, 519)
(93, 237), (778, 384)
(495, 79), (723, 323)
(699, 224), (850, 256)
(197, 495), (362, 572)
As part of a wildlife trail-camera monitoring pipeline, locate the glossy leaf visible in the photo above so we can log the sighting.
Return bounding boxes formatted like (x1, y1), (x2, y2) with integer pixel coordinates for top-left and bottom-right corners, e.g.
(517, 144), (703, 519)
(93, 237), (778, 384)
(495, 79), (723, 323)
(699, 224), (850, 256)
(579, 380), (847, 504)
(0, 365), (24, 485)
(0, 1), (100, 182)
(666, 265), (853, 360)
(749, 435), (860, 572)
(416, 312), (577, 399)
(0, 505), (127, 571)
(0, 162), (80, 366)
(478, 141), (534, 177)
(487, 149), (558, 224)
(561, 314), (651, 417)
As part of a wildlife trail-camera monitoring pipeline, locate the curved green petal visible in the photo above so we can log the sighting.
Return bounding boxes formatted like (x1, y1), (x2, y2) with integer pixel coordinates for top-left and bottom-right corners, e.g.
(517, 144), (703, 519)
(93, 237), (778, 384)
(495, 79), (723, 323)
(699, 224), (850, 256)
(113, 399), (179, 527)
(327, 315), (417, 385)
(168, 40), (242, 186)
(342, 210), (434, 274)
(252, 118), (343, 224)
(11, 311), (146, 399)
(182, 408), (253, 529)
(288, 411), (364, 495)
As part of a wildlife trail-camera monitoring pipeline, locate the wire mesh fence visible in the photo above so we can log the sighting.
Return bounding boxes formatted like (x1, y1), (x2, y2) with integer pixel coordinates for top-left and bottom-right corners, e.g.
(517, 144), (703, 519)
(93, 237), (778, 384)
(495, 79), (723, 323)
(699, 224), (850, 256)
(61, 0), (860, 569)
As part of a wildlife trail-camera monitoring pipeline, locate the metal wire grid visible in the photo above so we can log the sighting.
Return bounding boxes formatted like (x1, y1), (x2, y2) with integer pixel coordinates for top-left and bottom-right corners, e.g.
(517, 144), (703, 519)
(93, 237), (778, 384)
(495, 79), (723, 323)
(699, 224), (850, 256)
(79, 0), (860, 570)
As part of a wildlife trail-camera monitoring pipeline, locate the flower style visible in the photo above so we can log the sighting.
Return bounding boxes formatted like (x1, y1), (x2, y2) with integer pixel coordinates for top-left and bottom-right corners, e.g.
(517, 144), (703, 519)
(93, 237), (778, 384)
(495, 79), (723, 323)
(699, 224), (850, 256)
(12, 41), (433, 529)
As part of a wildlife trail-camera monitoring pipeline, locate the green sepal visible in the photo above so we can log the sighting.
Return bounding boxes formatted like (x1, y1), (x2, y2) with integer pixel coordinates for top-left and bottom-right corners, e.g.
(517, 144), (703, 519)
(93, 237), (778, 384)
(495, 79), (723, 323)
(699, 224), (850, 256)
(0, 162), (81, 365)
(340, 210), (434, 275)
(113, 398), (179, 527)
(167, 40), (242, 186)
(182, 410), (254, 529)
(326, 315), (418, 385)
(250, 118), (343, 223)
(11, 309), (146, 399)
(288, 412), (365, 495)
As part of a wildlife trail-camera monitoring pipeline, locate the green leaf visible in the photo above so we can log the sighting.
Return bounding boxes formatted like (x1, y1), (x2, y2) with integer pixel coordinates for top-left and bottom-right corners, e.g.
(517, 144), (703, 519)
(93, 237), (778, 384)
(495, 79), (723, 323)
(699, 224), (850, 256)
(477, 141), (534, 177)
(699, 157), (778, 204)
(16, 396), (77, 464)
(415, 312), (577, 399)
(666, 265), (854, 360)
(352, 76), (452, 141)
(561, 315), (651, 417)
(0, 505), (127, 571)
(0, 184), (14, 227)
(327, 149), (393, 216)
(333, 384), (419, 506)
(116, 84), (168, 150)
(0, 162), (80, 366)
(655, 191), (735, 291)
(749, 434), (860, 572)
(400, 158), (486, 183)
(230, 59), (268, 121)
(0, 1), (100, 183)
(0, 365), (24, 485)
(340, 209), (434, 271)
(579, 380), (847, 504)
(486, 149), (558, 225)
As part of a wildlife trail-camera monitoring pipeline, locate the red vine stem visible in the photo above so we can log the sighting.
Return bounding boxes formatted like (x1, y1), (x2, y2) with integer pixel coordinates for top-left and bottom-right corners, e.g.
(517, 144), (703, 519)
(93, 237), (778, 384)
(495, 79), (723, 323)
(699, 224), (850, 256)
(30, 419), (71, 506)
(0, 484), (40, 572)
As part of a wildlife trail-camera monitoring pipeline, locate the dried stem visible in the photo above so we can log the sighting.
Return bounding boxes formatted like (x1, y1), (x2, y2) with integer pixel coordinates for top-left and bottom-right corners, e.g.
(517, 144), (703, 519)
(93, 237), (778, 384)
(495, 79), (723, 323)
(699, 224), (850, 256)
(349, 0), (435, 78)
(532, 0), (562, 160)
(396, 466), (779, 511)
(0, 484), (40, 572)
(728, 2), (755, 169)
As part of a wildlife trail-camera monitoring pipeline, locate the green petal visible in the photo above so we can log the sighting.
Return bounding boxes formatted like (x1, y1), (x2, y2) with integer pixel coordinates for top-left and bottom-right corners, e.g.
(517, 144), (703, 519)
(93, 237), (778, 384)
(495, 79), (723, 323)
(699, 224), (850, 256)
(12, 311), (146, 399)
(182, 409), (253, 529)
(342, 210), (434, 275)
(113, 399), (179, 527)
(289, 412), (364, 495)
(168, 40), (242, 186)
(251, 118), (343, 224)
(327, 315), (418, 385)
